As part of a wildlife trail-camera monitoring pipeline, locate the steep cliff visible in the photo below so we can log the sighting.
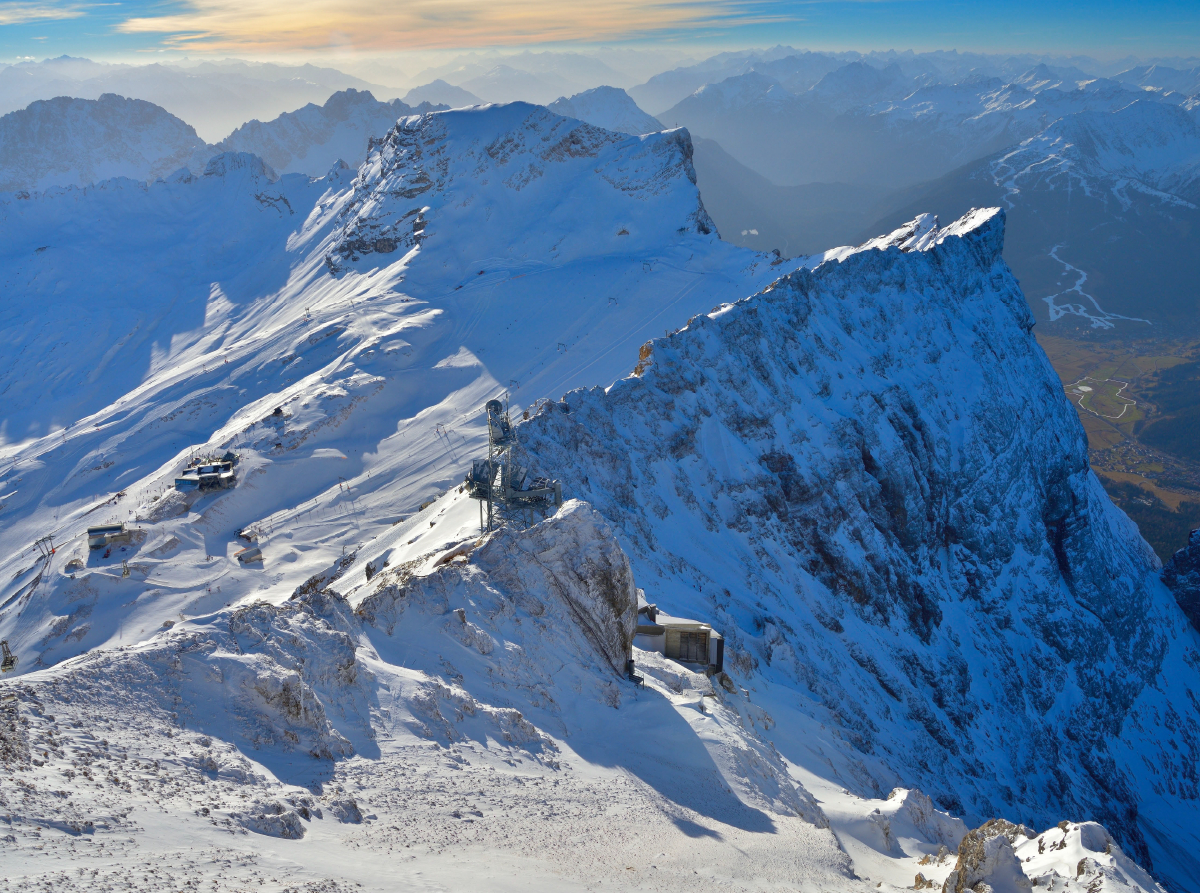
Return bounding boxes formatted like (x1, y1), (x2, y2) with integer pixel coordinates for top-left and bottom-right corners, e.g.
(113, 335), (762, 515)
(517, 208), (1200, 888)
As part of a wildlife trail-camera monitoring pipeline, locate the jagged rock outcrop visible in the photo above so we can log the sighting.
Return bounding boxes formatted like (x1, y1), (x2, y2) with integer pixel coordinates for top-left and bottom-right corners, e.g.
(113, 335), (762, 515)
(1162, 529), (1200, 634)
(943, 819), (1034, 893)
(472, 500), (639, 672)
(203, 150), (278, 182)
(358, 500), (637, 675)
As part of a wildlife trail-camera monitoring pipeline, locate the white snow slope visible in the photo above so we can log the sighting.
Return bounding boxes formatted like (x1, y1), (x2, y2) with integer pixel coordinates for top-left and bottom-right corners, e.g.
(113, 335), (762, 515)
(0, 102), (1191, 892)
(0, 94), (211, 194)
(0, 101), (779, 661)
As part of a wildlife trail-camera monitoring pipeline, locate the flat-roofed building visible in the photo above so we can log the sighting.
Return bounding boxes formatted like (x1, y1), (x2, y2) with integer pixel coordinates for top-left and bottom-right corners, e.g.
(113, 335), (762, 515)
(86, 523), (129, 550)
(632, 591), (724, 673)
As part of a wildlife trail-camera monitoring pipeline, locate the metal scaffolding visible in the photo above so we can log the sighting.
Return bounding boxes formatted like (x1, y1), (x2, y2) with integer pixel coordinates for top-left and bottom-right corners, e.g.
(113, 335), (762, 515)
(464, 397), (561, 531)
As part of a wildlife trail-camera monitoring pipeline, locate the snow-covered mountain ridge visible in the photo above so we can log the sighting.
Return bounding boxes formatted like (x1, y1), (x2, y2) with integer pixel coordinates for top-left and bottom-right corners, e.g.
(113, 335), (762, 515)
(0, 102), (781, 665)
(0, 102), (1192, 892)
(992, 100), (1200, 208)
(0, 94), (211, 194)
(214, 88), (446, 178)
(517, 208), (1200, 889)
(326, 101), (713, 273)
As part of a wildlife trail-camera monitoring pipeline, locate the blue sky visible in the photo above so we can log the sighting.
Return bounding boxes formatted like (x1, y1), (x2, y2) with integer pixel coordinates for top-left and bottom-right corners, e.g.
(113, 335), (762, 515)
(2, 0), (1198, 62)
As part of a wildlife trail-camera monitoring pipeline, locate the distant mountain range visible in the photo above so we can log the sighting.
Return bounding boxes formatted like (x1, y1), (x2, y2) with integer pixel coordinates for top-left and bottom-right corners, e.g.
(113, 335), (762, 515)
(3, 49), (1199, 337)
(402, 79), (482, 108)
(656, 63), (1165, 189)
(0, 55), (403, 141)
(0, 93), (210, 193)
(217, 89), (445, 177)
(0, 86), (656, 194)
(546, 86), (662, 135)
(866, 100), (1200, 334)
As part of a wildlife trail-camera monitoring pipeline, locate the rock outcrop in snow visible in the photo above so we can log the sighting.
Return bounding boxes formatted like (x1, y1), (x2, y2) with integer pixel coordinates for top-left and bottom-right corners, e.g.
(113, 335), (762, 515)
(0, 93), (212, 193)
(941, 820), (1170, 893)
(516, 208), (1200, 885)
(358, 500), (638, 675)
(943, 819), (1034, 893)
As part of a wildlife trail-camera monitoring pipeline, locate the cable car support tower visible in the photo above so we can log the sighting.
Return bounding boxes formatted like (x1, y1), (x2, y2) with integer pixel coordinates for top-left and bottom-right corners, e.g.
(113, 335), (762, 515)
(464, 397), (561, 532)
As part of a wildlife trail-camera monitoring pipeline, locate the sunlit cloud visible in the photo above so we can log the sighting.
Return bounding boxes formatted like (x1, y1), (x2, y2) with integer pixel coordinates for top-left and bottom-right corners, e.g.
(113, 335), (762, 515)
(115, 0), (797, 52)
(0, 1), (87, 24)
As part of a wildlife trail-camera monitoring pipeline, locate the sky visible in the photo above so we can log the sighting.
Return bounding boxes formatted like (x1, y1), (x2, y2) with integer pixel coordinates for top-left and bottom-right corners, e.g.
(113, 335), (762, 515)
(1, 0), (1199, 64)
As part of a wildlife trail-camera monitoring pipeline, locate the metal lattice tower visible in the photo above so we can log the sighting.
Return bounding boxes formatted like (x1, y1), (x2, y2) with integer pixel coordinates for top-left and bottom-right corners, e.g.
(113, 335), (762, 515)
(1, 640), (16, 674)
(464, 397), (561, 531)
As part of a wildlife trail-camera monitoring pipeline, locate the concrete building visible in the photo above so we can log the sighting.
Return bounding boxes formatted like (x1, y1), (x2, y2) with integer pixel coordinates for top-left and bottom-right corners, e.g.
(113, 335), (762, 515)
(87, 523), (130, 550)
(175, 458), (236, 492)
(633, 591), (724, 673)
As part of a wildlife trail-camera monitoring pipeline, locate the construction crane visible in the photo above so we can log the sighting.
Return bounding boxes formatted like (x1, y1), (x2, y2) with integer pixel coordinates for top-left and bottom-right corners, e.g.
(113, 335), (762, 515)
(1, 640), (16, 674)
(464, 397), (562, 531)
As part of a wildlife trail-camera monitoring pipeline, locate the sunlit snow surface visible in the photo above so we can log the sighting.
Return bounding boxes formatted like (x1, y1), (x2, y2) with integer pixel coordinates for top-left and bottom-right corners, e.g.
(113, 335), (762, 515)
(0, 104), (1190, 892)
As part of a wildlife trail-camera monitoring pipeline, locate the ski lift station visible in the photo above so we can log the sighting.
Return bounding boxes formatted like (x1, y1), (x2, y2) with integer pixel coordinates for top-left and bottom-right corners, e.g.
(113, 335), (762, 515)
(87, 523), (130, 550)
(635, 592), (725, 673)
(460, 395), (725, 675)
(175, 453), (237, 492)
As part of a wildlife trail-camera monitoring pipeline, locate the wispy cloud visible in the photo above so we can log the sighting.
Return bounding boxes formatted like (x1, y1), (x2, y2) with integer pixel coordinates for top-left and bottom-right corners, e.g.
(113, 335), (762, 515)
(115, 0), (795, 51)
(0, 1), (88, 25)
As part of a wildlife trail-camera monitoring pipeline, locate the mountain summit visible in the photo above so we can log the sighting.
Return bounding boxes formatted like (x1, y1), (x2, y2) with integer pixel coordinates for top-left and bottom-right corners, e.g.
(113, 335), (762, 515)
(0, 93), (211, 193)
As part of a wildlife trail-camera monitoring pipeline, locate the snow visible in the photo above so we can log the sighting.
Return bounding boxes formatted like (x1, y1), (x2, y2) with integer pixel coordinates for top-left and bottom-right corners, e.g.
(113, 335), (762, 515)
(0, 94), (211, 193)
(214, 89), (436, 178)
(991, 100), (1200, 208)
(688, 71), (795, 112)
(0, 99), (1191, 893)
(0, 102), (790, 671)
(516, 208), (1200, 892)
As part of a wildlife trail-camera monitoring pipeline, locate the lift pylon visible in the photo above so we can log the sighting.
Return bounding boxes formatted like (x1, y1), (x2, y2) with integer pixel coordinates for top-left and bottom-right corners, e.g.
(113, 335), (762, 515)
(464, 397), (562, 531)
(1, 640), (17, 674)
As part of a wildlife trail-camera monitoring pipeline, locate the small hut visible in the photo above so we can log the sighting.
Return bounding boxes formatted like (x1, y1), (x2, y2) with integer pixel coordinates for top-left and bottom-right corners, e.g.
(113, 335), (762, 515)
(633, 592), (724, 672)
(87, 524), (130, 550)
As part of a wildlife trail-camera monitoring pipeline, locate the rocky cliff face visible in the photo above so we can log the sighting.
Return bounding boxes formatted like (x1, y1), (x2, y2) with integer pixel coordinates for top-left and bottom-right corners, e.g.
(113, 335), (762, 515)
(517, 208), (1200, 887)
(1162, 529), (1200, 634)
